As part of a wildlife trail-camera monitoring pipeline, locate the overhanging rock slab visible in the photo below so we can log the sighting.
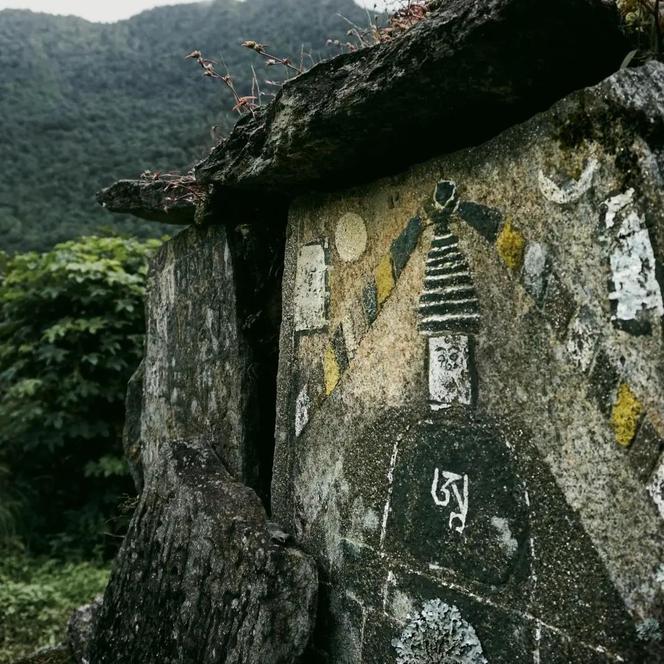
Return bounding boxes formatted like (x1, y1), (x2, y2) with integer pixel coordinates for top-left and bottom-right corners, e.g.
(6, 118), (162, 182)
(195, 0), (628, 196)
(97, 179), (198, 225)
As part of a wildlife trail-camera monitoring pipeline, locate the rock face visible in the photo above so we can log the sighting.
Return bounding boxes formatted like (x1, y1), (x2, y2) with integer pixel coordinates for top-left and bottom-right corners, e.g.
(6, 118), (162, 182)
(272, 63), (664, 662)
(67, 596), (102, 664)
(91, 2), (664, 661)
(90, 440), (317, 664)
(89, 225), (317, 663)
(122, 361), (144, 492)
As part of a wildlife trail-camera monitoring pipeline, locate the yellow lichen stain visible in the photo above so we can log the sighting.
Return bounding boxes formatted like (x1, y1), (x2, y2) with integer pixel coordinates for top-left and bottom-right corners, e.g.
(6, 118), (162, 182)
(611, 383), (643, 447)
(496, 218), (526, 271)
(375, 254), (395, 305)
(323, 345), (340, 395)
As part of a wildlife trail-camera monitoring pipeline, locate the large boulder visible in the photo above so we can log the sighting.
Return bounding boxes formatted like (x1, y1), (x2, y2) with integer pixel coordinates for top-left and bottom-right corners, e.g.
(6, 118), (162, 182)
(89, 440), (317, 664)
(89, 225), (317, 663)
(272, 62), (664, 662)
(67, 595), (102, 664)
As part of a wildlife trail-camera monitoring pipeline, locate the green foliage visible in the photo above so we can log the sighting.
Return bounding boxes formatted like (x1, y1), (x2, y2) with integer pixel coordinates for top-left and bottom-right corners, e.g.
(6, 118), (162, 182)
(618, 0), (664, 57)
(0, 235), (161, 557)
(0, 551), (108, 664)
(0, 0), (367, 253)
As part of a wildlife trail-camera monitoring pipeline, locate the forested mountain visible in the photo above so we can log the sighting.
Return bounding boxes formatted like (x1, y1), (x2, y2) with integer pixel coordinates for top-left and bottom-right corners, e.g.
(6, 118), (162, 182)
(0, 0), (368, 252)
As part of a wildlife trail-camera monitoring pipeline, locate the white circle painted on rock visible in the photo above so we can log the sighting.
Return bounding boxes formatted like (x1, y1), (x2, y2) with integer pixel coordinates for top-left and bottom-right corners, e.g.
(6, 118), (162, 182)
(335, 213), (368, 262)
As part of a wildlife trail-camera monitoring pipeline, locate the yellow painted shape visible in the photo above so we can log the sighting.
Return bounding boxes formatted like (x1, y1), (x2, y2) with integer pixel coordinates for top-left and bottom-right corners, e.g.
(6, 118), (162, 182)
(496, 218), (526, 271)
(375, 254), (395, 305)
(323, 345), (340, 395)
(611, 383), (643, 447)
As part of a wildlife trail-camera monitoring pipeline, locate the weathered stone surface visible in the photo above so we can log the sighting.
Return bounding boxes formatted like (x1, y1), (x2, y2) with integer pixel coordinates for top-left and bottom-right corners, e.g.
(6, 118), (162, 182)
(141, 225), (254, 487)
(67, 595), (102, 664)
(195, 0), (627, 196)
(122, 361), (144, 492)
(89, 441), (317, 664)
(273, 63), (664, 662)
(90, 224), (316, 663)
(97, 179), (197, 225)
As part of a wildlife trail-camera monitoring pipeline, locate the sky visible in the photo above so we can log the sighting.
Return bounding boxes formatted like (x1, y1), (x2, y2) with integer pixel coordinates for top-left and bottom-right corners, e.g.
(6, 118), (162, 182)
(0, 0), (400, 23)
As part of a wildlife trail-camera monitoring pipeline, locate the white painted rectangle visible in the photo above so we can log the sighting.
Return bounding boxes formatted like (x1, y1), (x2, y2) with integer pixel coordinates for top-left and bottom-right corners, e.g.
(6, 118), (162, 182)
(647, 454), (664, 521)
(609, 228), (663, 322)
(293, 243), (327, 332)
(428, 335), (472, 409)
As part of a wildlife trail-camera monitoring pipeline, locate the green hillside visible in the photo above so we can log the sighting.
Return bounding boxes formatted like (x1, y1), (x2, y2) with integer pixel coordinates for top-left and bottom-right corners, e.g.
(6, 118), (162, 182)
(0, 0), (368, 252)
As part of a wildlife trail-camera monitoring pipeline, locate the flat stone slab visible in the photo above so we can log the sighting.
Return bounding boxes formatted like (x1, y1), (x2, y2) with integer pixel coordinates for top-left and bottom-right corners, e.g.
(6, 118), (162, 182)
(97, 179), (197, 225)
(195, 0), (627, 195)
(98, 0), (627, 224)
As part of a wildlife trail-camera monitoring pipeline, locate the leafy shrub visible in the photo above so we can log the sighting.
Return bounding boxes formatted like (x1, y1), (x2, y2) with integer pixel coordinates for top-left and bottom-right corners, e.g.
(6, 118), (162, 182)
(618, 0), (664, 57)
(0, 551), (108, 663)
(0, 235), (162, 557)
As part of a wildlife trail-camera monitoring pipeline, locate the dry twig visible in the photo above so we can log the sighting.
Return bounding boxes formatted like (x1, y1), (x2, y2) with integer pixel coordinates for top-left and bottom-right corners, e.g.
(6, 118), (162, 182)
(241, 40), (303, 75)
(185, 49), (257, 115)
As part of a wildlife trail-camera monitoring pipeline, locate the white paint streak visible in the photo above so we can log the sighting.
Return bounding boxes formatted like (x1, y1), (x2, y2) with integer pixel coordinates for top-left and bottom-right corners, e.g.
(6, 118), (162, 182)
(424, 258), (466, 271)
(522, 242), (549, 302)
(421, 270), (468, 283)
(646, 454), (664, 520)
(380, 435), (402, 549)
(529, 536), (538, 600)
(533, 622), (542, 664)
(382, 570), (396, 613)
(490, 516), (518, 556)
(428, 335), (472, 409)
(293, 242), (327, 331)
(294, 385), (310, 437)
(566, 311), (599, 372)
(421, 312), (481, 325)
(602, 191), (663, 323)
(538, 158), (598, 204)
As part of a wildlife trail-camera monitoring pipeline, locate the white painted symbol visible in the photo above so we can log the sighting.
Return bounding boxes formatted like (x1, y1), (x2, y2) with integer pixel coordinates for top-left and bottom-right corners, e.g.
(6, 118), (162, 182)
(538, 158), (598, 204)
(647, 454), (664, 522)
(293, 242), (328, 331)
(428, 335), (472, 409)
(431, 468), (469, 533)
(294, 385), (310, 437)
(601, 191), (663, 323)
